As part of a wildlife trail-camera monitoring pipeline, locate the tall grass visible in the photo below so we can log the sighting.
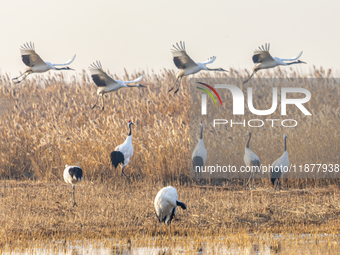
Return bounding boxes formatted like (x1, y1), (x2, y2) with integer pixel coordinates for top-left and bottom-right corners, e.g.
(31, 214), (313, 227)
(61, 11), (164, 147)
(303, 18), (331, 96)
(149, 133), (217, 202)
(0, 67), (339, 187)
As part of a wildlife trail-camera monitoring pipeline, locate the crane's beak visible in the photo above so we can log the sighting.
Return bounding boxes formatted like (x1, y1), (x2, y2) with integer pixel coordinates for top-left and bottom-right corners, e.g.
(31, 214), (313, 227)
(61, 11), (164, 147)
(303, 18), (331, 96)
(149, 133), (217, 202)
(299, 60), (307, 64)
(139, 84), (146, 88)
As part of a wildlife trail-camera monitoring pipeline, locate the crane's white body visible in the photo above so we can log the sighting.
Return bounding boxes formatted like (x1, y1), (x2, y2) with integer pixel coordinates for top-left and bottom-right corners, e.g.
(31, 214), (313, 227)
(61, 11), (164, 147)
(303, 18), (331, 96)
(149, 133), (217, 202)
(13, 42), (76, 83)
(115, 135), (133, 167)
(63, 164), (83, 207)
(244, 132), (260, 188)
(192, 122), (207, 178)
(95, 76), (144, 96)
(244, 148), (260, 168)
(272, 150), (289, 179)
(192, 139), (207, 163)
(110, 120), (134, 180)
(243, 43), (305, 84)
(154, 186), (187, 235)
(271, 134), (289, 190)
(154, 186), (179, 224)
(89, 61), (144, 110)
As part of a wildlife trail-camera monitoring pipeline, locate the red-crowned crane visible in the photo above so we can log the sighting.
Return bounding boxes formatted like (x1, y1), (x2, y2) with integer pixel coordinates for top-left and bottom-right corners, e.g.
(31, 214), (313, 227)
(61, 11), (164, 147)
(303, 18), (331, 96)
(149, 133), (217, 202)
(192, 121), (207, 179)
(169, 41), (227, 93)
(63, 164), (83, 207)
(244, 132), (260, 188)
(12, 42), (76, 84)
(243, 43), (306, 84)
(89, 61), (145, 110)
(110, 120), (134, 181)
(270, 134), (289, 191)
(154, 186), (187, 235)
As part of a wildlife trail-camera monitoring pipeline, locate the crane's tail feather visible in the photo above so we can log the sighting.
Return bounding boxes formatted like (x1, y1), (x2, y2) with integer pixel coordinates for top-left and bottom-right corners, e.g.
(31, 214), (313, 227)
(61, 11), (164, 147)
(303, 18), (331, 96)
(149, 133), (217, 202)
(271, 178), (276, 186)
(110, 151), (124, 168)
(192, 156), (204, 170)
(68, 166), (83, 181)
(176, 200), (187, 210)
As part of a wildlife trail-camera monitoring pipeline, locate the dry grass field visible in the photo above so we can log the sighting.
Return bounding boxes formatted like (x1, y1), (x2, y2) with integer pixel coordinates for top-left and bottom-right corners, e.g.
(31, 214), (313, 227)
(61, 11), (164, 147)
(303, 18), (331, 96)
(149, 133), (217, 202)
(0, 67), (340, 249)
(1, 180), (340, 242)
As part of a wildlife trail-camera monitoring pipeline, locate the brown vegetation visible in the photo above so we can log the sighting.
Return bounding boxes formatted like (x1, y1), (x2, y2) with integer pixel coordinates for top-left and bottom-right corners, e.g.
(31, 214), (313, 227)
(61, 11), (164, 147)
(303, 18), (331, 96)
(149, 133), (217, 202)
(1, 180), (340, 244)
(0, 67), (340, 247)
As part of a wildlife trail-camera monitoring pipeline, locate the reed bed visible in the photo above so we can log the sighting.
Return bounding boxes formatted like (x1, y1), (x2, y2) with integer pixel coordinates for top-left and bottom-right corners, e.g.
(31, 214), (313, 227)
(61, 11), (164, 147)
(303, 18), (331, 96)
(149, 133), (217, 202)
(0, 67), (340, 245)
(0, 67), (338, 185)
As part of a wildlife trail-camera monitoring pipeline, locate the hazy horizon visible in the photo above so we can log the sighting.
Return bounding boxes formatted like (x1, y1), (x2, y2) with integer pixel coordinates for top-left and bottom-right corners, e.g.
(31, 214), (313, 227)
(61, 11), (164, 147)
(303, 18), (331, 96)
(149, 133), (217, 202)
(1, 0), (340, 78)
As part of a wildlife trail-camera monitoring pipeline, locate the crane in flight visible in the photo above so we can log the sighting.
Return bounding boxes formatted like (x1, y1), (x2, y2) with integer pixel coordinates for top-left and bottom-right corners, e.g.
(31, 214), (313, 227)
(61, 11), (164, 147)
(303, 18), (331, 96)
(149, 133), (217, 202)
(243, 43), (306, 84)
(89, 61), (145, 111)
(169, 41), (227, 93)
(12, 42), (76, 84)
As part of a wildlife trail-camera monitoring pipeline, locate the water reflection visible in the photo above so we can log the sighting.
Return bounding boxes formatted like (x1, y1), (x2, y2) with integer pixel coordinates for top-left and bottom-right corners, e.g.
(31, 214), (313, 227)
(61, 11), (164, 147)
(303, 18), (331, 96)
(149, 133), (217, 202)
(2, 234), (340, 255)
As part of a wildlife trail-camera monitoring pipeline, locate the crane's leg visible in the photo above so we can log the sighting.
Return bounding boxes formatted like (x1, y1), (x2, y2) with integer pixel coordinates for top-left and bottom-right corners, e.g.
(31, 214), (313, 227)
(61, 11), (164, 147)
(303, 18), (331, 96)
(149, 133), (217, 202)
(174, 78), (182, 93)
(91, 95), (99, 109)
(252, 171), (255, 188)
(246, 171), (252, 188)
(169, 222), (171, 235)
(278, 179), (281, 191)
(12, 71), (31, 84)
(121, 166), (131, 182)
(160, 221), (162, 236)
(101, 94), (105, 111)
(274, 179), (279, 191)
(243, 71), (256, 84)
(72, 185), (77, 207)
(168, 77), (180, 93)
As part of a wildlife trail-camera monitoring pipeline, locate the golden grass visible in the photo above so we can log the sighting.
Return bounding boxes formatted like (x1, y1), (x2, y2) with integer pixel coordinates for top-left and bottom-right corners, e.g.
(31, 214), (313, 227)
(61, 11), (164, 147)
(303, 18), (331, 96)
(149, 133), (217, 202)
(0, 70), (190, 182)
(1, 180), (340, 244)
(0, 67), (338, 185)
(0, 67), (340, 246)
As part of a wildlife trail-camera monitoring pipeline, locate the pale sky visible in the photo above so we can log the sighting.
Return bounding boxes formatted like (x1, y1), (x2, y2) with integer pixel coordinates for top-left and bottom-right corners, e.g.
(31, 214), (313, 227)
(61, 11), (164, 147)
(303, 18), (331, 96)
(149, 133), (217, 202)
(1, 0), (340, 78)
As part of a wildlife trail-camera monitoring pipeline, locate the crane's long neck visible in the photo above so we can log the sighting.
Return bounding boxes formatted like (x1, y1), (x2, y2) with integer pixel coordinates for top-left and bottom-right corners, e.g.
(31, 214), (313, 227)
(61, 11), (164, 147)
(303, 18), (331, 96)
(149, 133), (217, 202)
(129, 124), (132, 136)
(207, 68), (223, 71)
(54, 67), (70, 70)
(127, 84), (139, 88)
(286, 61), (301, 66)
(246, 133), (251, 148)
(284, 136), (287, 151)
(200, 124), (203, 140)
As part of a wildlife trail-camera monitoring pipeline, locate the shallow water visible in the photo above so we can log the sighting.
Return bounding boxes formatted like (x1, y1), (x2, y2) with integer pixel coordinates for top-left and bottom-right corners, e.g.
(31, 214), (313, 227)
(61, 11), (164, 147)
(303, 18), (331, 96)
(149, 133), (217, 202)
(3, 234), (340, 255)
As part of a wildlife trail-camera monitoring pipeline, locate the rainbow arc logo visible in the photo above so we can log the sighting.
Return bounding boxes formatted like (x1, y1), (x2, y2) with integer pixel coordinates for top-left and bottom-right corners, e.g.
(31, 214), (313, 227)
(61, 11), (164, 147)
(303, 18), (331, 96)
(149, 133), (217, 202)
(196, 82), (222, 106)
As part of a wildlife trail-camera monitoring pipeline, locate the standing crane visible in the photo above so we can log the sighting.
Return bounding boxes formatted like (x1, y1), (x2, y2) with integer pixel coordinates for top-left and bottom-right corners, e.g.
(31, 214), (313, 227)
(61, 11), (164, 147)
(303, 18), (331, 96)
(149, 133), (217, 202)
(192, 121), (207, 179)
(244, 132), (260, 188)
(169, 41), (227, 93)
(243, 43), (306, 84)
(154, 186), (187, 235)
(89, 61), (145, 110)
(12, 42), (76, 84)
(63, 164), (83, 207)
(110, 120), (134, 181)
(270, 134), (289, 191)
